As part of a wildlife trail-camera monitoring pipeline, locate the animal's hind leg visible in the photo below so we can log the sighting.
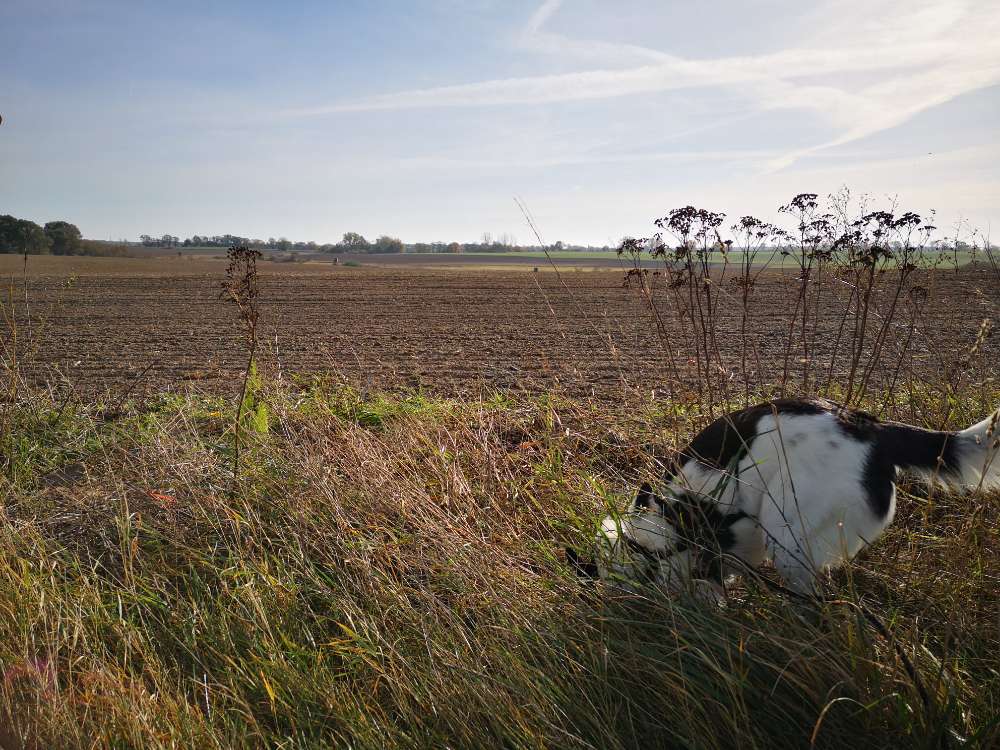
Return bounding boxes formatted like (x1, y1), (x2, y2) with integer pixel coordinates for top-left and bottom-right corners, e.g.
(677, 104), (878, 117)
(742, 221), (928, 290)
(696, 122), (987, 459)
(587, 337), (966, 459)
(756, 502), (834, 596)
(761, 500), (892, 596)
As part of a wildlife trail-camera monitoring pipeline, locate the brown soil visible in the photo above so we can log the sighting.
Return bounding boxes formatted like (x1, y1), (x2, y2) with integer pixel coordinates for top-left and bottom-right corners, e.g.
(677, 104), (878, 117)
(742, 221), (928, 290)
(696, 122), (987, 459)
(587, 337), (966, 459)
(2, 255), (996, 403)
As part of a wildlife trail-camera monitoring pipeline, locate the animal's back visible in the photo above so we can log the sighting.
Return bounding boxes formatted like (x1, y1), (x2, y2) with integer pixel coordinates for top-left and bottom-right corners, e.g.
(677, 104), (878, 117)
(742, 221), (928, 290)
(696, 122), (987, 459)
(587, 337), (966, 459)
(668, 398), (998, 590)
(670, 399), (874, 513)
(586, 398), (999, 594)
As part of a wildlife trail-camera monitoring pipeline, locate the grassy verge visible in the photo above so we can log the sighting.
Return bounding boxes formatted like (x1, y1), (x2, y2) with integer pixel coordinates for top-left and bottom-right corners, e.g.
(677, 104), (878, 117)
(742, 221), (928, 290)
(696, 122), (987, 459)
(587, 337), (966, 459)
(0, 383), (996, 748)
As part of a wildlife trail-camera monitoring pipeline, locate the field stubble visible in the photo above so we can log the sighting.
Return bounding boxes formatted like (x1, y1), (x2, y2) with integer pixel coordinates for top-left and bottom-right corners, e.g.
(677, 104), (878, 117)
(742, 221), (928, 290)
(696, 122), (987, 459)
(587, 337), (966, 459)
(5, 256), (997, 406)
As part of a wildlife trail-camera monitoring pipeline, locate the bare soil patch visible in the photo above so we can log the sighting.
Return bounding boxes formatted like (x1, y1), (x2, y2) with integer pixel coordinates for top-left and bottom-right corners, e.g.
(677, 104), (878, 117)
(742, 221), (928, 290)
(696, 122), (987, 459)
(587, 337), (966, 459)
(2, 256), (996, 402)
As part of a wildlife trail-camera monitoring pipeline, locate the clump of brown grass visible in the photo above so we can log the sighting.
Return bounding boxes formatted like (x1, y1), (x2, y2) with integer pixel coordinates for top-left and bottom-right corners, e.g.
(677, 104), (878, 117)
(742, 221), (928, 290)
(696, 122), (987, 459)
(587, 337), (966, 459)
(0, 381), (994, 748)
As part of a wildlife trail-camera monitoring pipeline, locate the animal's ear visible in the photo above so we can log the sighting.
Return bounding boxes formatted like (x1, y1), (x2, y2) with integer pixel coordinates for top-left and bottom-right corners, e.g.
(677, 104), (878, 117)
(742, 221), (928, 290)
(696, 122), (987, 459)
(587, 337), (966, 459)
(634, 482), (654, 509)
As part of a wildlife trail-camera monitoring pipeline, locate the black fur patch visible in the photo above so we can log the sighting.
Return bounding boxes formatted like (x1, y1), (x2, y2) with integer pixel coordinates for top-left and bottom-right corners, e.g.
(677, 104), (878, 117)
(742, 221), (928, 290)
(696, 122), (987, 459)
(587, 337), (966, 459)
(678, 398), (831, 469)
(862, 422), (962, 518)
(831, 402), (881, 442)
(565, 547), (599, 580)
(634, 482), (655, 509)
(665, 493), (747, 549)
(878, 422), (961, 473)
(642, 488), (749, 582)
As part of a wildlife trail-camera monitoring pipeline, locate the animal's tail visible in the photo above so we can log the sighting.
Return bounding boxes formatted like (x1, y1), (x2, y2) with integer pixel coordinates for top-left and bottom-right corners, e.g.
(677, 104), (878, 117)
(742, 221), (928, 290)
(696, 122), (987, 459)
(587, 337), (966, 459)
(879, 408), (1000, 491)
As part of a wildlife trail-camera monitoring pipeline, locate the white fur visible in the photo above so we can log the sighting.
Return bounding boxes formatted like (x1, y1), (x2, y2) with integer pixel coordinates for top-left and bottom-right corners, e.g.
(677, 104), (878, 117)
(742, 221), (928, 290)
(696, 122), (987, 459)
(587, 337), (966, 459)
(595, 405), (1000, 595)
(957, 410), (1000, 487)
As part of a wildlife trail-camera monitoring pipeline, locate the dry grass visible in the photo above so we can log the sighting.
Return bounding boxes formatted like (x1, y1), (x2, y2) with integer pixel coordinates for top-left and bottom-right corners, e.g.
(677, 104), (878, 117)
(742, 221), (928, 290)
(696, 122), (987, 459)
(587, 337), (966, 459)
(0, 382), (995, 749)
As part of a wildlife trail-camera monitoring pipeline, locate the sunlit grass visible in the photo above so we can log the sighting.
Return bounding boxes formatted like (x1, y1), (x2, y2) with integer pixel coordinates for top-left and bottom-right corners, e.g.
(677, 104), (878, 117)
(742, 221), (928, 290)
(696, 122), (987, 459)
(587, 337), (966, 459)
(0, 384), (995, 748)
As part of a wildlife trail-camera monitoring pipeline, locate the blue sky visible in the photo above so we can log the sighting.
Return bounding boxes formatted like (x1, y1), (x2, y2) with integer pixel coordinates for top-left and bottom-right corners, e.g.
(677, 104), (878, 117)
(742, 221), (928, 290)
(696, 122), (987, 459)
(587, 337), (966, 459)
(2, 0), (998, 245)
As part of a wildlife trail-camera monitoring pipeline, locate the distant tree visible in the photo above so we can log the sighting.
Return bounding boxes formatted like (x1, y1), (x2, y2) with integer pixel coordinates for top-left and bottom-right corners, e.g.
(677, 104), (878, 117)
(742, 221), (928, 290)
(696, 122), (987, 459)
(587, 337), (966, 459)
(23, 219), (51, 254)
(445, 242), (462, 254)
(0, 216), (51, 254)
(371, 235), (404, 254)
(0, 215), (20, 253)
(341, 232), (369, 250)
(44, 221), (83, 255)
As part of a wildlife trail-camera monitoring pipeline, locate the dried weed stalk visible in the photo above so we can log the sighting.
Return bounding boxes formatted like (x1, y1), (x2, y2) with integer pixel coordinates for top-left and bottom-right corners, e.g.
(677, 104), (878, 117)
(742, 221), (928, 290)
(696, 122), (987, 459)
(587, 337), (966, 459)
(221, 244), (262, 485)
(617, 190), (995, 425)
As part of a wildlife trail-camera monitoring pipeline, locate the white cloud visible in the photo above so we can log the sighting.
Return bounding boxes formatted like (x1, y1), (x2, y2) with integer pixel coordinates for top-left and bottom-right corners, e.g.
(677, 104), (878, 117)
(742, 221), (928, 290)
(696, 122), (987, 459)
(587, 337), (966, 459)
(396, 148), (775, 171)
(515, 0), (674, 65)
(286, 0), (1000, 170)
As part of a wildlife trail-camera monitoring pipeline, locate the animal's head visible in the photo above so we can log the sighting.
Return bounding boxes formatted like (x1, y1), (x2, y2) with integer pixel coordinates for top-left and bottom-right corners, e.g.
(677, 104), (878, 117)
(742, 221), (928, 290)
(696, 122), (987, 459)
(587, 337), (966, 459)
(569, 482), (698, 591)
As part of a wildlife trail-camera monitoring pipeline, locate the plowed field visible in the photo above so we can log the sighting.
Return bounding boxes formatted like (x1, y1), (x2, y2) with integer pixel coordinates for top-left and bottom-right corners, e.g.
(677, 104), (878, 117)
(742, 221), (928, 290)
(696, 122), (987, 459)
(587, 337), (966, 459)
(3, 255), (997, 402)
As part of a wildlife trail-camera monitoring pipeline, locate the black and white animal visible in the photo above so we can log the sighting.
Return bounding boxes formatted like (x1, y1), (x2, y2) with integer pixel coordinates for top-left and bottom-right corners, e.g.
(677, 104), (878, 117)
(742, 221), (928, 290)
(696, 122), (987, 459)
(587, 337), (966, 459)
(582, 398), (1000, 596)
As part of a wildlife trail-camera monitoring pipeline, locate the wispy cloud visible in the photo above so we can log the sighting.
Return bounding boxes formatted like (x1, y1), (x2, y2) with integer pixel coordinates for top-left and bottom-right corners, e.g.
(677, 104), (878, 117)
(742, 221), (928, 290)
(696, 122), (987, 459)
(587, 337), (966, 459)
(397, 148), (776, 172)
(515, 0), (674, 65)
(286, 0), (1000, 169)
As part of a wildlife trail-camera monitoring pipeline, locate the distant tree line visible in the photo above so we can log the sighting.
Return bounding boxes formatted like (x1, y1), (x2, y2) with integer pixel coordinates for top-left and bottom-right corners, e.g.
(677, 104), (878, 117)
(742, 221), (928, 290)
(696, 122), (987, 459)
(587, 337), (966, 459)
(141, 234), (182, 247)
(403, 238), (613, 254)
(146, 232), (405, 254)
(0, 214), (128, 256)
(143, 230), (614, 255)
